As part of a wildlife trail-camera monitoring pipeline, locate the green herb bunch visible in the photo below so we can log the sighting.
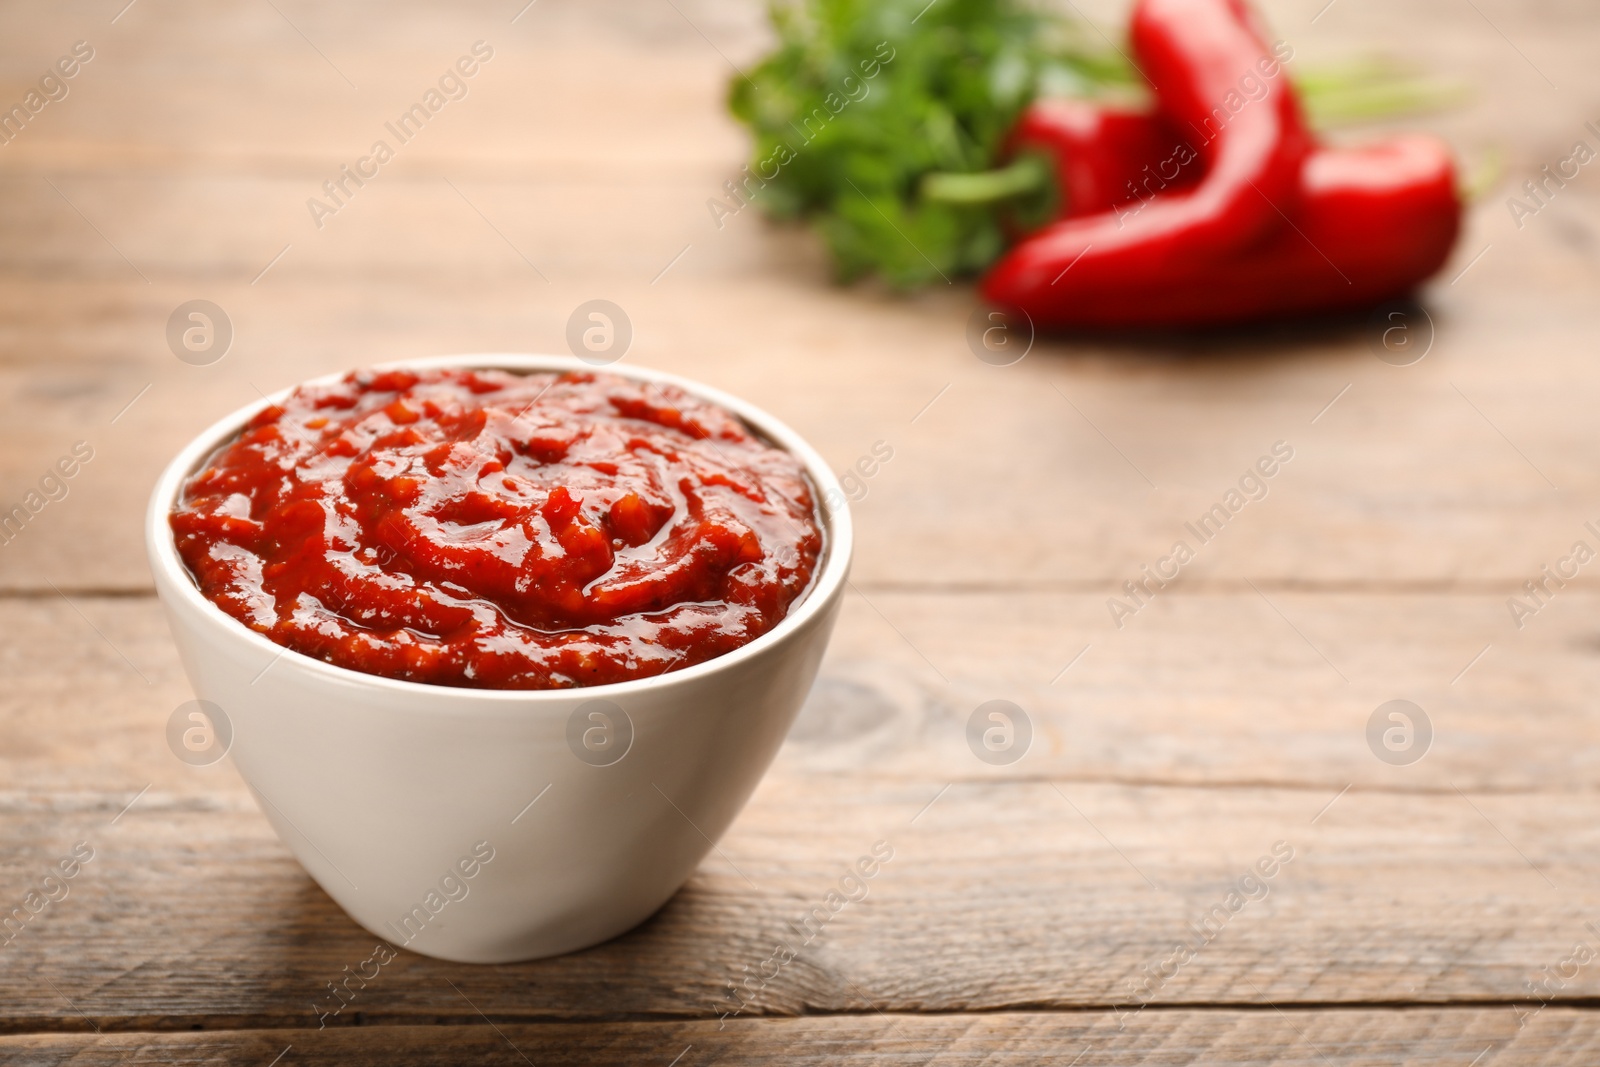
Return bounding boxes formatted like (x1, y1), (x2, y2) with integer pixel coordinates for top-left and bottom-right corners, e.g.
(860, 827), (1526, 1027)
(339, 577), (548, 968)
(728, 0), (1115, 288)
(727, 0), (1461, 290)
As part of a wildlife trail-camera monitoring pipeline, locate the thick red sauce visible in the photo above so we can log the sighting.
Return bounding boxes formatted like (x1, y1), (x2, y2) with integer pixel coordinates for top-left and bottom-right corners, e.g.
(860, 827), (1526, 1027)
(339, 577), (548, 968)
(171, 368), (824, 689)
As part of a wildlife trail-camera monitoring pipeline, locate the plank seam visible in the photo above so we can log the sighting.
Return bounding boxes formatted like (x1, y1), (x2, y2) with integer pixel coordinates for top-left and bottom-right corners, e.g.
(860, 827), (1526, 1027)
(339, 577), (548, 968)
(3, 998), (1600, 1038)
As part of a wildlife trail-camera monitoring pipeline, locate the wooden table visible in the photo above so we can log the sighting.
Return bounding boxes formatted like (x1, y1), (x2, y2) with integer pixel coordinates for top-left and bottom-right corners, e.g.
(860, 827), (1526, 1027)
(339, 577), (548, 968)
(4, 0), (1599, 1061)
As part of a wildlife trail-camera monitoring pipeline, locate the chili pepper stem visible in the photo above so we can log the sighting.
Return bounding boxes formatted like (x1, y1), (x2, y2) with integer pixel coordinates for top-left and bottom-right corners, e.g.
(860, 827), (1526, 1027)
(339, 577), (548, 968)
(922, 155), (1050, 204)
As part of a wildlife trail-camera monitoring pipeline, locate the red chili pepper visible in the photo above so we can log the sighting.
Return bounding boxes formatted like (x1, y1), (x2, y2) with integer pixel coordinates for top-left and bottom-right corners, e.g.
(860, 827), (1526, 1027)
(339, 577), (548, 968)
(982, 0), (1311, 320)
(1005, 100), (1461, 325)
(1006, 99), (1194, 220)
(1069, 135), (1458, 325)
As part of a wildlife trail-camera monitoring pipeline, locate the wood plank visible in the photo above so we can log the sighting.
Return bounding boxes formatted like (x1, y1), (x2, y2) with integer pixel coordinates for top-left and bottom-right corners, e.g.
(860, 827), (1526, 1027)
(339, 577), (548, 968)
(0, 0), (762, 173)
(2, 767), (1598, 1028)
(5, 593), (1597, 797)
(1, 1009), (1595, 1066)
(0, 0), (1592, 178)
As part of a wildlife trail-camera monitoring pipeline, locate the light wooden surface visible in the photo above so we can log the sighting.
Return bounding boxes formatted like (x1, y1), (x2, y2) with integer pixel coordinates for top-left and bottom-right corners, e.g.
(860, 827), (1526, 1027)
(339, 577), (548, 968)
(4, 0), (1600, 1062)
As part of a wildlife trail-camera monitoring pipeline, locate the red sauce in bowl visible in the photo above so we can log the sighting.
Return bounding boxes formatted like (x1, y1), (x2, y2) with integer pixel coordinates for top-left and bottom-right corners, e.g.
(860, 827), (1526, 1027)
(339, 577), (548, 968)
(170, 367), (824, 689)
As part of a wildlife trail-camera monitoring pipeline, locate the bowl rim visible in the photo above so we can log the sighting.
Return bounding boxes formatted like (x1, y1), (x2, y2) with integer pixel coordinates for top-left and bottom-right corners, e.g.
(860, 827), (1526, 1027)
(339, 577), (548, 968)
(145, 353), (853, 705)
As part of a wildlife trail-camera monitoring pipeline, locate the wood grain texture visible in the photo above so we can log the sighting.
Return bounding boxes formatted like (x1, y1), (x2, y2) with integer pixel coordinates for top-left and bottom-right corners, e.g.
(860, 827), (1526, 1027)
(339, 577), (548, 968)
(5, 594), (1598, 797)
(3, 1009), (1598, 1066)
(3, 0), (1598, 1057)
(2, 769), (1596, 1029)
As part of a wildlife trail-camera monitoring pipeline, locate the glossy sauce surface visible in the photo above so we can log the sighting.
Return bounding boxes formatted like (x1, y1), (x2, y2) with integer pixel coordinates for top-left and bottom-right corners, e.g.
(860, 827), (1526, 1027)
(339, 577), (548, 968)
(171, 368), (824, 689)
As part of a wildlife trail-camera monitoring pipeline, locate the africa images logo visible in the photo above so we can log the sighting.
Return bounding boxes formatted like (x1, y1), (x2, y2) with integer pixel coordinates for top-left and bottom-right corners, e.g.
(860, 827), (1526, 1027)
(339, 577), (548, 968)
(305, 42), (495, 229)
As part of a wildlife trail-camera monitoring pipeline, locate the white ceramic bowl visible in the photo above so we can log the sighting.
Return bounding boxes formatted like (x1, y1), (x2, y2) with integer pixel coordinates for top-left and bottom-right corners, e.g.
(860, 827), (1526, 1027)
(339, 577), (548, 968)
(146, 354), (851, 963)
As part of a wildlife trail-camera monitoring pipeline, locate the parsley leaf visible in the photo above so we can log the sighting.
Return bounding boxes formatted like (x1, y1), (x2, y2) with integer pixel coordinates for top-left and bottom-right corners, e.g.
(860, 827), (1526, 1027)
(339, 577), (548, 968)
(728, 0), (1115, 288)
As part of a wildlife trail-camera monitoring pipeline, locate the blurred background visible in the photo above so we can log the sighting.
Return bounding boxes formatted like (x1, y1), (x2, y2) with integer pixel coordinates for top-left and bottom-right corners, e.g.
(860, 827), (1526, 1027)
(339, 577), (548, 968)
(0, 0), (1590, 597)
